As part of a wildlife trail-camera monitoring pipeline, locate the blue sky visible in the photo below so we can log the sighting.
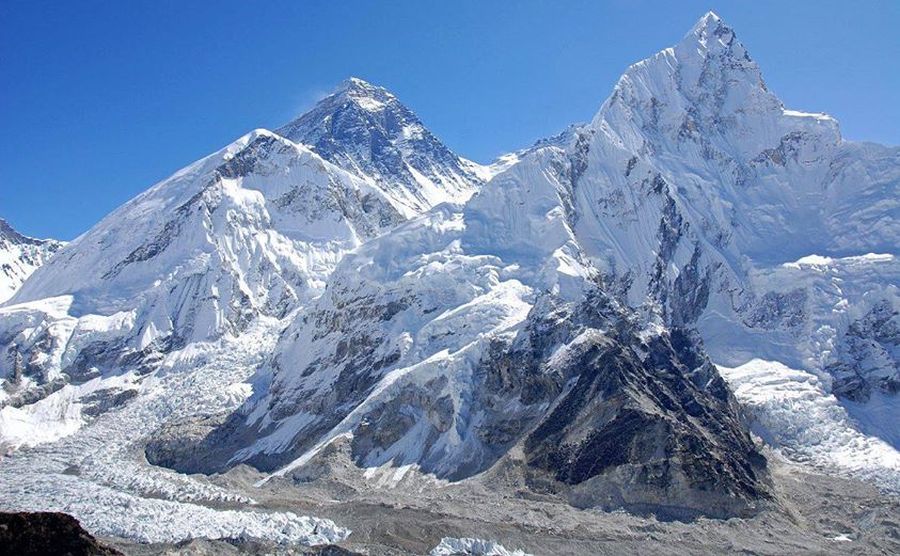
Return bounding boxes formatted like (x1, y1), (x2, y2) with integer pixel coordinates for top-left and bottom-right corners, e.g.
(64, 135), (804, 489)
(2, 1), (898, 240)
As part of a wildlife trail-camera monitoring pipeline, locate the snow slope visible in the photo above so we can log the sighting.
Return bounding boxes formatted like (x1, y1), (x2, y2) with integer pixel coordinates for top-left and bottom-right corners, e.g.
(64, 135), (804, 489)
(1, 131), (399, 407)
(0, 218), (63, 303)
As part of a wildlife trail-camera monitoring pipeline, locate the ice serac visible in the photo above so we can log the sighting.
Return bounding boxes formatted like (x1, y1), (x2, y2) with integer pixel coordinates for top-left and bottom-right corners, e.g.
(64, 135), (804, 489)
(0, 219), (64, 304)
(276, 77), (484, 216)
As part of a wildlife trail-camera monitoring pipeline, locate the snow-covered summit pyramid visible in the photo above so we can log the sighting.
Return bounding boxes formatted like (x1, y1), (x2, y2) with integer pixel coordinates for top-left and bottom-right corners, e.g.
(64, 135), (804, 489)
(0, 218), (63, 304)
(277, 77), (484, 215)
(592, 11), (893, 261)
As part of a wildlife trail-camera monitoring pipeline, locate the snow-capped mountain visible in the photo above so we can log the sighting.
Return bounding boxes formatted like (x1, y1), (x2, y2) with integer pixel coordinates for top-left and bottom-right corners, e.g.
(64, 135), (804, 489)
(0, 83), (488, 409)
(584, 12), (898, 405)
(0, 10), (897, 549)
(1, 132), (395, 407)
(166, 10), (898, 511)
(0, 218), (63, 304)
(540, 11), (899, 470)
(276, 77), (485, 215)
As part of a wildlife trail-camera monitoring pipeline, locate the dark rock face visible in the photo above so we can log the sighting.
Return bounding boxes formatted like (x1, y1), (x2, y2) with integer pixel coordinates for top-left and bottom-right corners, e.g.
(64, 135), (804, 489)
(740, 289), (807, 332)
(144, 413), (233, 473)
(0, 512), (122, 556)
(522, 327), (768, 520)
(474, 293), (771, 520)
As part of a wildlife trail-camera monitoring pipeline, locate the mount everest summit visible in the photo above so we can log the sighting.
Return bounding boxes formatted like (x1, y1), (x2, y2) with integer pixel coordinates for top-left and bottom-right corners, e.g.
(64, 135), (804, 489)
(0, 11), (898, 554)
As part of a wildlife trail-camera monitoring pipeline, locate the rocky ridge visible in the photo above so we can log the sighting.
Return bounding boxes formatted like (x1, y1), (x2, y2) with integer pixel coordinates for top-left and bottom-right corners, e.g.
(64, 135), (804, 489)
(0, 218), (63, 304)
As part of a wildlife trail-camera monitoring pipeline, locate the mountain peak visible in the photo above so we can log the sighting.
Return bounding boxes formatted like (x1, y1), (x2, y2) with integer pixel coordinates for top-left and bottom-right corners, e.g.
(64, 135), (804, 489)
(339, 75), (372, 89)
(593, 10), (842, 162)
(688, 11), (724, 37)
(277, 77), (402, 139)
(337, 76), (382, 93)
(275, 77), (482, 214)
(332, 76), (397, 110)
(679, 11), (749, 64)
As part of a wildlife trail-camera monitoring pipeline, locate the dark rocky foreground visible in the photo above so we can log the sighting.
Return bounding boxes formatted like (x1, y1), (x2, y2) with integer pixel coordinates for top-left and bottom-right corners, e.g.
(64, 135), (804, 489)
(0, 512), (122, 556)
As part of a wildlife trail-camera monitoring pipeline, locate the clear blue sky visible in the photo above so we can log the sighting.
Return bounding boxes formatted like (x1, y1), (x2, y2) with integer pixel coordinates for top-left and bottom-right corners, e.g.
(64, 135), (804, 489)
(2, 0), (898, 240)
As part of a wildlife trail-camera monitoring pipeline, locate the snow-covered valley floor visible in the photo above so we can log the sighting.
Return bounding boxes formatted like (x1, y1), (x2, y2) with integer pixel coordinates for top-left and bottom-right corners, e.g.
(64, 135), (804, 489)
(0, 316), (349, 545)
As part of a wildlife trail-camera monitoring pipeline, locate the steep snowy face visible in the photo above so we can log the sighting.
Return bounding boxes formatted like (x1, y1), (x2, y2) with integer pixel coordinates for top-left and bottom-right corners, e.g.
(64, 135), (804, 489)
(0, 130), (406, 406)
(590, 11), (895, 262)
(277, 77), (484, 215)
(178, 147), (770, 520)
(0, 219), (63, 304)
(12, 131), (400, 314)
(559, 12), (899, 404)
(597, 12), (839, 158)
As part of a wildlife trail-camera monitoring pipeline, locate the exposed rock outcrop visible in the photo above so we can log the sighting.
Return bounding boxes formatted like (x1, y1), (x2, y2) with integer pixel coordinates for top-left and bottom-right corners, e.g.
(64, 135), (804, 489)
(0, 512), (122, 556)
